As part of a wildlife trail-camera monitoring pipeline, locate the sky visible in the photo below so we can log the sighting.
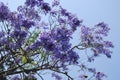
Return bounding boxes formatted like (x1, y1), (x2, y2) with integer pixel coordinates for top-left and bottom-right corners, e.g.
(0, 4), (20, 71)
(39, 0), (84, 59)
(1, 0), (120, 80)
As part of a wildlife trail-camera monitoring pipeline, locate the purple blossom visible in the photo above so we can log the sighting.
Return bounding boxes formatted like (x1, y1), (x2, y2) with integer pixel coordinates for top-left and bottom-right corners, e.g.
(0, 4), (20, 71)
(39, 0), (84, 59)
(25, 0), (37, 7)
(0, 2), (10, 21)
(22, 19), (35, 29)
(58, 18), (67, 24)
(8, 43), (21, 50)
(0, 31), (5, 38)
(26, 41), (42, 52)
(25, 1), (51, 13)
(72, 18), (81, 26)
(70, 18), (82, 31)
(79, 74), (88, 80)
(52, 0), (60, 7)
(41, 2), (51, 13)
(10, 29), (27, 45)
(53, 27), (73, 42)
(15, 57), (21, 64)
(81, 25), (113, 58)
(9, 13), (23, 29)
(1, 37), (9, 46)
(103, 41), (114, 48)
(40, 27), (73, 53)
(88, 68), (96, 73)
(103, 49), (112, 58)
(27, 72), (37, 80)
(88, 56), (95, 62)
(0, 1), (114, 80)
(95, 22), (110, 36)
(81, 26), (93, 47)
(40, 27), (79, 65)
(17, 6), (41, 20)
(81, 26), (91, 36)
(40, 31), (56, 52)
(60, 7), (70, 16)
(10, 30), (27, 39)
(91, 44), (112, 58)
(25, 0), (51, 12)
(12, 75), (21, 80)
(50, 10), (58, 16)
(10, 6), (40, 30)
(96, 72), (106, 80)
(59, 7), (82, 30)
(39, 27), (79, 64)
(52, 72), (62, 80)
(38, 21), (48, 29)
(66, 50), (79, 64)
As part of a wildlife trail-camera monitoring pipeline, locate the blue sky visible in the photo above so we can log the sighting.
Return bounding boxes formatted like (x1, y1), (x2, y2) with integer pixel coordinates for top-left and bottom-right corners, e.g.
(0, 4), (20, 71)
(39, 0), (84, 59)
(1, 0), (120, 80)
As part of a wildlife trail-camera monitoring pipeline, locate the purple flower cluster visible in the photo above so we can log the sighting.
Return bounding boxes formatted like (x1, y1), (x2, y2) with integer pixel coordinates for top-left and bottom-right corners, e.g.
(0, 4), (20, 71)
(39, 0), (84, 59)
(27, 72), (37, 80)
(26, 40), (41, 52)
(25, 0), (38, 7)
(25, 0), (51, 13)
(0, 0), (114, 80)
(22, 19), (35, 29)
(40, 27), (79, 64)
(0, 2), (10, 21)
(52, 72), (62, 80)
(9, 13), (35, 30)
(58, 7), (83, 31)
(7, 29), (27, 50)
(52, 0), (60, 7)
(40, 27), (72, 52)
(12, 75), (21, 80)
(0, 31), (5, 38)
(10, 30), (27, 41)
(79, 71), (106, 80)
(81, 23), (114, 59)
(95, 22), (110, 36)
(17, 6), (41, 20)
(95, 72), (106, 80)
(41, 2), (51, 13)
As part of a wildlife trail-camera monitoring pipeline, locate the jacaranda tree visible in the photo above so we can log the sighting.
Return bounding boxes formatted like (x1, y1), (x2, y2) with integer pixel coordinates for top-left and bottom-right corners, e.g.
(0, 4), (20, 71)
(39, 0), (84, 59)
(0, 0), (114, 80)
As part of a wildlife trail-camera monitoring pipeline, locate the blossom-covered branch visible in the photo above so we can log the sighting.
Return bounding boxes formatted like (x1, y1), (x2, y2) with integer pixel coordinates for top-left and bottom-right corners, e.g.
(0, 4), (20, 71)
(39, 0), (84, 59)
(0, 0), (113, 80)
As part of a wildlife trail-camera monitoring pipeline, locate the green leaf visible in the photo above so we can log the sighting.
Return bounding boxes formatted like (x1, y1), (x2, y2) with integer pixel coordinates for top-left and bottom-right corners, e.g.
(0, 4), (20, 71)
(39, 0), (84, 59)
(22, 56), (27, 63)
(31, 61), (38, 65)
